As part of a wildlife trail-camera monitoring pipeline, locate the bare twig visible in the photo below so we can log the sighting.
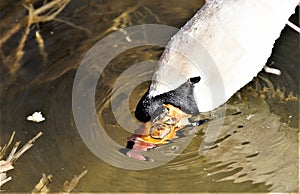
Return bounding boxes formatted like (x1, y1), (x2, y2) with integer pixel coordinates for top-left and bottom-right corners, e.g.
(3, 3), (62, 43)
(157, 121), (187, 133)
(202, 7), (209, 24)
(0, 131), (15, 160)
(0, 131), (42, 187)
(0, 161), (14, 174)
(60, 170), (88, 193)
(53, 18), (92, 35)
(32, 170), (88, 193)
(32, 173), (52, 193)
(0, 161), (14, 187)
(10, 132), (43, 163)
(0, 174), (12, 187)
(31, 0), (70, 20)
(6, 141), (21, 162)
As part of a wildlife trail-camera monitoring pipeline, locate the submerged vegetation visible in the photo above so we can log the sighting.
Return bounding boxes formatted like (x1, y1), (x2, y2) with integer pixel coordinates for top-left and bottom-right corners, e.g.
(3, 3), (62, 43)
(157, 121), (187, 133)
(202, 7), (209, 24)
(1, 0), (71, 74)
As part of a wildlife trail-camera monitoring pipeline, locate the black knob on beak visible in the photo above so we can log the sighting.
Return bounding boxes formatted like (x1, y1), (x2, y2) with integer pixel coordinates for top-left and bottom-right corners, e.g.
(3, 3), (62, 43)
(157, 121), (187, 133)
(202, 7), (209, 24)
(135, 77), (200, 122)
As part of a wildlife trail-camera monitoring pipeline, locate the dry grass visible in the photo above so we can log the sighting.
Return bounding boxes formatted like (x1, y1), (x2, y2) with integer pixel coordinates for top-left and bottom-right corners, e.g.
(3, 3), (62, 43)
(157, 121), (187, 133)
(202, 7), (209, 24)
(0, 131), (43, 188)
(60, 169), (87, 193)
(32, 170), (87, 193)
(0, 131), (87, 193)
(32, 173), (52, 193)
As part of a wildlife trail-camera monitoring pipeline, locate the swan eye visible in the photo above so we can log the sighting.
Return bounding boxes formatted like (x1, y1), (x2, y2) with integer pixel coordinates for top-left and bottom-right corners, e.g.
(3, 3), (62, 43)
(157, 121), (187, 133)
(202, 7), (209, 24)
(189, 76), (201, 84)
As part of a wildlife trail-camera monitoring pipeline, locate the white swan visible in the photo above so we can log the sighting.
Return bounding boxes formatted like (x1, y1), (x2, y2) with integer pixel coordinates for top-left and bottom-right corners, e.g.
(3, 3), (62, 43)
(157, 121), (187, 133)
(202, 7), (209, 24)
(135, 0), (299, 121)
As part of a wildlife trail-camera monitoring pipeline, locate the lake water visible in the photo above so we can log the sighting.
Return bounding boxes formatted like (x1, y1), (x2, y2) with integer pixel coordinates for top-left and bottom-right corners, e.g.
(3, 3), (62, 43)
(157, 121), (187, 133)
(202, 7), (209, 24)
(0, 0), (299, 192)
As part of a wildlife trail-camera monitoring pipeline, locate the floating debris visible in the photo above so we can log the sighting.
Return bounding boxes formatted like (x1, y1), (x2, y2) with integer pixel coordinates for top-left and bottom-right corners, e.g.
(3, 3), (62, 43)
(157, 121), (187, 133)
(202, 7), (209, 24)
(27, 112), (45, 123)
(263, 65), (281, 75)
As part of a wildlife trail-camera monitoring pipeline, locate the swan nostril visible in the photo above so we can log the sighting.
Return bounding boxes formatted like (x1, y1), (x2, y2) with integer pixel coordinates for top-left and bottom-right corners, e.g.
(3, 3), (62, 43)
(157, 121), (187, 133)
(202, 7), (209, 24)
(189, 76), (201, 84)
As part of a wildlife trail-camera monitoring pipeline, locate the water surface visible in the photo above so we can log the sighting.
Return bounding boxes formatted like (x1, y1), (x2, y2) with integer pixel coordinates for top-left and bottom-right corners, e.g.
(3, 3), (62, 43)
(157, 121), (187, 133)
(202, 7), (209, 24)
(0, 0), (299, 192)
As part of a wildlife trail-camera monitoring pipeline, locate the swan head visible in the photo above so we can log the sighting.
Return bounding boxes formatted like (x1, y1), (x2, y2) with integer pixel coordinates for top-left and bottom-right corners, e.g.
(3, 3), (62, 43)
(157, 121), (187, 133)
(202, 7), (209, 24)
(135, 76), (201, 122)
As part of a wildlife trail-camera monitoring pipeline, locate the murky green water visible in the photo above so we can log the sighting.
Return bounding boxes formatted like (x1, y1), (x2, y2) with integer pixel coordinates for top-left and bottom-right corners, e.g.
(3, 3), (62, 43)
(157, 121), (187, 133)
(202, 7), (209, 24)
(0, 0), (299, 192)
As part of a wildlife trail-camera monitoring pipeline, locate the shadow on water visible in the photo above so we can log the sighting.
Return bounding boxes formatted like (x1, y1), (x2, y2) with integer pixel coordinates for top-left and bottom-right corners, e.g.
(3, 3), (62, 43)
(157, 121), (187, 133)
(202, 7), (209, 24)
(0, 0), (299, 192)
